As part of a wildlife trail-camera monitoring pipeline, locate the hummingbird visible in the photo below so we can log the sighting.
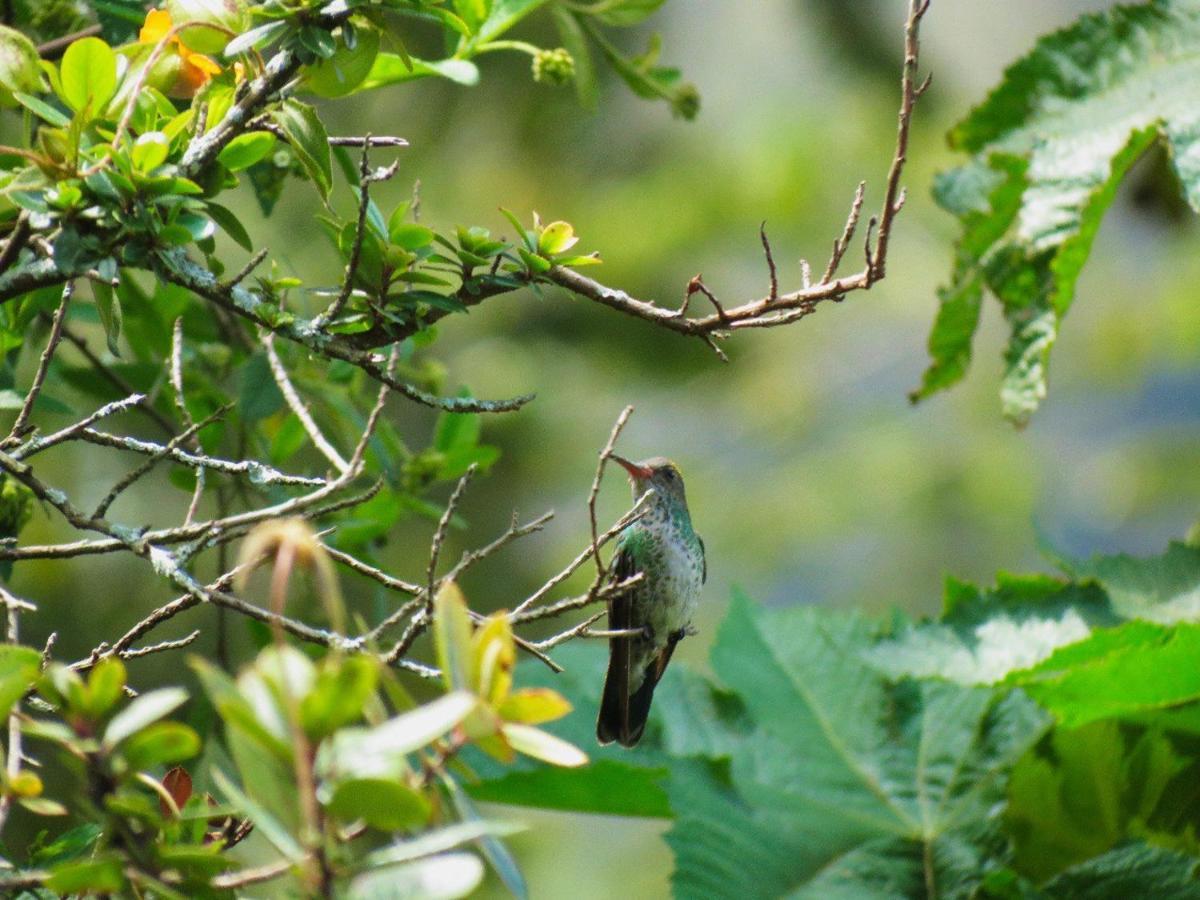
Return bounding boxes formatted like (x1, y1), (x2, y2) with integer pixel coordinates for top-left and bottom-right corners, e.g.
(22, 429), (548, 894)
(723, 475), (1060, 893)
(597, 455), (705, 748)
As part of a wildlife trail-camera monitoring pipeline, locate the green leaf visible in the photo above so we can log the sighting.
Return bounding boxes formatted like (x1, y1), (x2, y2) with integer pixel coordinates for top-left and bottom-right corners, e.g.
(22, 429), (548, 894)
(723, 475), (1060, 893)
(29, 823), (102, 867)
(476, 0), (554, 45)
(364, 820), (524, 868)
(0, 645), (41, 722)
(1005, 723), (1200, 881)
(120, 722), (201, 771)
(468, 758), (669, 817)
(84, 657), (126, 718)
(349, 853), (484, 900)
(92, 281), (122, 357)
(131, 132), (169, 172)
(12, 91), (69, 125)
(500, 723), (587, 767)
(1056, 540), (1200, 624)
(0, 26), (46, 101)
(59, 37), (117, 114)
(216, 131), (277, 172)
(360, 54), (481, 90)
(239, 352), (285, 421)
(299, 655), (378, 739)
(103, 687), (188, 748)
(206, 201), (253, 252)
(911, 156), (1026, 402)
(551, 9), (597, 110)
(211, 767), (306, 862)
(390, 223), (436, 250)
(326, 777), (431, 831)
(190, 656), (291, 762)
(445, 779), (528, 900)
(304, 25), (380, 98)
(536, 220), (577, 256)
(322, 692), (478, 778)
(270, 99), (332, 200)
(592, 0), (667, 26)
(1041, 843), (1200, 898)
(1009, 620), (1200, 728)
(46, 856), (125, 894)
(924, 0), (1200, 422)
(433, 582), (474, 692)
(868, 573), (1117, 685)
(668, 594), (1050, 898)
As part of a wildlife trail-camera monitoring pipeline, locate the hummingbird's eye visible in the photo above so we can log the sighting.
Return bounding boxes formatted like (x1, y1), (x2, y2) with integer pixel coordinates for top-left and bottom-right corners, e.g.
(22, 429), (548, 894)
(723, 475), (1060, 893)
(663, 469), (676, 481)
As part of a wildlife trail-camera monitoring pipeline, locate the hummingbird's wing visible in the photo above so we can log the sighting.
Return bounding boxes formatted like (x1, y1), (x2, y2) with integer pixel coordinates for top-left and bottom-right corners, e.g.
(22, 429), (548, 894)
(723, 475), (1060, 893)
(597, 540), (640, 747)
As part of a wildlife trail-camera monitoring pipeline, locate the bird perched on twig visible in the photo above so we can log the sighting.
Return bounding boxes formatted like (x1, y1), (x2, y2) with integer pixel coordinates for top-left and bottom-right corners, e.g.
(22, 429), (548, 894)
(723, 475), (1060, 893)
(597, 456), (705, 748)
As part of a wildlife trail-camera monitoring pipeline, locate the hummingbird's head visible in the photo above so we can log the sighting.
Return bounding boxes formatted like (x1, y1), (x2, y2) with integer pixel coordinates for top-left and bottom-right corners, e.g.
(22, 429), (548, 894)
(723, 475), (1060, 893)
(610, 455), (687, 506)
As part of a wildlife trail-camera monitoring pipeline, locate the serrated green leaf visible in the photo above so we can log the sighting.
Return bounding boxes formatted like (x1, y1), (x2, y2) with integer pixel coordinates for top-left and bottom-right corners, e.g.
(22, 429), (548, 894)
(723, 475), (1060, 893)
(868, 573), (1117, 685)
(667, 593), (1050, 898)
(1041, 843), (1200, 898)
(925, 0), (1200, 422)
(1006, 723), (1199, 881)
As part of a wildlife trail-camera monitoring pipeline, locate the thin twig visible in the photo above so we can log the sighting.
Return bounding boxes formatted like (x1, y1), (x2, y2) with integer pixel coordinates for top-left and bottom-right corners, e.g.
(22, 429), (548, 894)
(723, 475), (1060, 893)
(4, 282), (72, 447)
(588, 406), (634, 581)
(263, 333), (350, 474)
(92, 404), (231, 519)
(760, 222), (779, 301)
(821, 181), (867, 284)
(312, 140), (375, 330)
(427, 465), (478, 604)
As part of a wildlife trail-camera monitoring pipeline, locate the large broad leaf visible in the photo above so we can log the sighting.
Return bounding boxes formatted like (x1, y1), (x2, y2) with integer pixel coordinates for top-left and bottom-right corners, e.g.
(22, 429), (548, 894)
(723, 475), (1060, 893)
(871, 541), (1200, 725)
(1008, 620), (1200, 727)
(1056, 541), (1200, 624)
(667, 594), (1051, 899)
(869, 573), (1117, 685)
(1039, 843), (1200, 898)
(915, 0), (1200, 424)
(1005, 722), (1200, 881)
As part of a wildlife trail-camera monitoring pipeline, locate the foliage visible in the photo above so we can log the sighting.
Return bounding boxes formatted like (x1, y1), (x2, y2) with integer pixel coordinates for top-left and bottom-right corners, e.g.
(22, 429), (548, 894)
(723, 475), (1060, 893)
(0, 561), (584, 896)
(913, 0), (1200, 424)
(1, 0), (1200, 897)
(474, 561), (1200, 898)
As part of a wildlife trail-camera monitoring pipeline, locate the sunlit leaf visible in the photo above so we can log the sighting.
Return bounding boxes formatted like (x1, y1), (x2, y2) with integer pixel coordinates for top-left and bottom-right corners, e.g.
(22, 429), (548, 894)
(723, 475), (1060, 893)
(102, 687), (188, 749)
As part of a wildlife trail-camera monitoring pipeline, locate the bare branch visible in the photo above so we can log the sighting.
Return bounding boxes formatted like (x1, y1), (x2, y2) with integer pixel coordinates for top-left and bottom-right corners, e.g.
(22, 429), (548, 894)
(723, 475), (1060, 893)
(428, 465), (478, 602)
(760, 222), (779, 302)
(821, 181), (867, 284)
(4, 281), (73, 448)
(263, 334), (350, 474)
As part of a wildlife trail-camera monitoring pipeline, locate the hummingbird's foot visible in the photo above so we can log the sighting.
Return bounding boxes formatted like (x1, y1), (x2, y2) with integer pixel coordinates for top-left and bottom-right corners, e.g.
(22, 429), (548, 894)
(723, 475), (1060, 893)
(683, 624), (700, 637)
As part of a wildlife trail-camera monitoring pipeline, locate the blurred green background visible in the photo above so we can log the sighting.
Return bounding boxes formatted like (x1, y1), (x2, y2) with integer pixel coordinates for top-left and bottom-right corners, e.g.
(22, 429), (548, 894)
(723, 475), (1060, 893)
(9, 0), (1200, 895)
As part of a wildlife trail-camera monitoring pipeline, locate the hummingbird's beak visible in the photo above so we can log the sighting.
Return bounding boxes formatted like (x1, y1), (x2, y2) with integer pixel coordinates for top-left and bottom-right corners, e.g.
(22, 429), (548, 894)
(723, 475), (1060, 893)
(610, 454), (653, 480)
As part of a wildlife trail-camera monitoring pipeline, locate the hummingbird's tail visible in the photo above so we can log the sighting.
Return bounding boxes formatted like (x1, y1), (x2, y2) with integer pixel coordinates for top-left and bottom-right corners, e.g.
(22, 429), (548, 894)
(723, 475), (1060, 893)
(597, 660), (655, 748)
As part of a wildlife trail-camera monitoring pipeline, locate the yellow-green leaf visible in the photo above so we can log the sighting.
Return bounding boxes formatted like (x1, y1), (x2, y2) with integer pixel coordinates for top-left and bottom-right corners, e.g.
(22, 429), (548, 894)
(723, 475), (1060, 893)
(501, 723), (587, 768)
(433, 581), (474, 692)
(497, 688), (572, 725)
